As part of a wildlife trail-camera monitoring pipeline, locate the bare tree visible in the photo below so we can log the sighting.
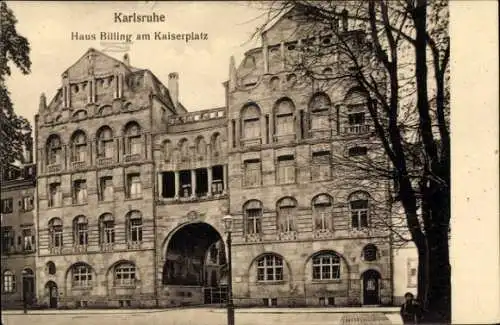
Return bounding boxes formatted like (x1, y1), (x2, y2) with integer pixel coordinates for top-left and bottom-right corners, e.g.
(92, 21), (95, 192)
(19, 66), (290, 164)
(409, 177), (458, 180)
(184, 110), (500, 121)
(257, 1), (450, 323)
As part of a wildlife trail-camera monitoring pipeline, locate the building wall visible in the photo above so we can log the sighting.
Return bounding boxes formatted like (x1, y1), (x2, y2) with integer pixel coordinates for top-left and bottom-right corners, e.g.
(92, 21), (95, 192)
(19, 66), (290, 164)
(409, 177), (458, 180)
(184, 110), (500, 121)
(393, 243), (418, 305)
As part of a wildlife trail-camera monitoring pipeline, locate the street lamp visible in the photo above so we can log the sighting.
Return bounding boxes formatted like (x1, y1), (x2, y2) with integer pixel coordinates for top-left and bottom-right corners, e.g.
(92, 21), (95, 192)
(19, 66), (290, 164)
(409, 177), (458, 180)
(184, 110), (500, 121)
(21, 269), (28, 314)
(222, 214), (235, 325)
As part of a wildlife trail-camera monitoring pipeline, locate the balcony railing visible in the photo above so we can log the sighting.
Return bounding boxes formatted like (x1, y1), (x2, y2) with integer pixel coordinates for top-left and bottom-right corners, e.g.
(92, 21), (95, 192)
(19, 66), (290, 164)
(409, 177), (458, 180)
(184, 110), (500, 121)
(241, 137), (262, 147)
(278, 230), (297, 241)
(101, 243), (114, 252)
(71, 161), (86, 170)
(124, 153), (141, 162)
(313, 229), (335, 239)
(73, 244), (88, 253)
(245, 233), (262, 243)
(127, 241), (142, 249)
(47, 164), (62, 173)
(97, 157), (114, 166)
(49, 246), (63, 255)
(344, 124), (371, 134)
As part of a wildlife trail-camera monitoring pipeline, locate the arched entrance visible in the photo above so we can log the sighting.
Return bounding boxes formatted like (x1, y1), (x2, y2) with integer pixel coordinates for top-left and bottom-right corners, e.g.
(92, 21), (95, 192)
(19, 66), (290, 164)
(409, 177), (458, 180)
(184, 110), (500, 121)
(162, 222), (227, 304)
(362, 269), (381, 305)
(22, 268), (35, 305)
(45, 281), (58, 308)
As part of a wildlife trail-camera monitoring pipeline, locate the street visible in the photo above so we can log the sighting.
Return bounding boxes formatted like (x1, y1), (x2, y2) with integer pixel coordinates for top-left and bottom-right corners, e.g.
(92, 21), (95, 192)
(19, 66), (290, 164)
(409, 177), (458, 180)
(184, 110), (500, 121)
(2, 308), (403, 325)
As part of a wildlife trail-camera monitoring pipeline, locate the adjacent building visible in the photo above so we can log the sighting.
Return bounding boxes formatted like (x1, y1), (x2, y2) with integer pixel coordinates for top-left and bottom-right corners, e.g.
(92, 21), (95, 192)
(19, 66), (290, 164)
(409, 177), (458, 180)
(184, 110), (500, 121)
(2, 7), (419, 309)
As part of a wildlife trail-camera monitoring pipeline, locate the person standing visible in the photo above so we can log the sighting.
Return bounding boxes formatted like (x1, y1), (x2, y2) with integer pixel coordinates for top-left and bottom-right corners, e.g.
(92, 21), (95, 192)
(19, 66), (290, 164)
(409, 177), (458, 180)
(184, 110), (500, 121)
(400, 292), (423, 324)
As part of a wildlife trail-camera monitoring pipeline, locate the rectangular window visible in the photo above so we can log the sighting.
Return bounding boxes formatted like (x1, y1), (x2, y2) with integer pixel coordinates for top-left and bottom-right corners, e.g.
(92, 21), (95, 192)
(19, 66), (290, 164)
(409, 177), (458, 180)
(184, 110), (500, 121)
(101, 139), (114, 158)
(73, 180), (87, 204)
(76, 223), (88, 246)
(130, 219), (143, 242)
(246, 209), (262, 234)
(103, 221), (115, 244)
(115, 265), (136, 286)
(22, 228), (34, 251)
(277, 155), (295, 184)
(129, 136), (142, 155)
(52, 226), (63, 247)
(73, 144), (86, 162)
(243, 118), (260, 139)
(127, 174), (142, 199)
(48, 183), (62, 207)
(276, 114), (294, 135)
(0, 227), (15, 253)
(244, 159), (261, 187)
(312, 151), (331, 180)
(22, 196), (34, 212)
(351, 200), (369, 230)
(348, 112), (366, 125)
(311, 111), (330, 130)
(99, 176), (114, 201)
(1, 198), (13, 214)
(72, 265), (92, 288)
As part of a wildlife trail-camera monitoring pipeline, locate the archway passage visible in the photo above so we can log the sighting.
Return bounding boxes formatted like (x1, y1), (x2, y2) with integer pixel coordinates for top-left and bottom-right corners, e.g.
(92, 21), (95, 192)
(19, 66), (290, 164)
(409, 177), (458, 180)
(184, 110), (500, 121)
(45, 281), (58, 308)
(362, 269), (381, 305)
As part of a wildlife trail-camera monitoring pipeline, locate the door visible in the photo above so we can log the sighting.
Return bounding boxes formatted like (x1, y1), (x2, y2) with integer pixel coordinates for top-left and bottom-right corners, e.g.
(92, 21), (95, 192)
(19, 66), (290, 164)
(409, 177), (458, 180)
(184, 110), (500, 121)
(362, 270), (380, 305)
(22, 277), (35, 304)
(46, 282), (58, 308)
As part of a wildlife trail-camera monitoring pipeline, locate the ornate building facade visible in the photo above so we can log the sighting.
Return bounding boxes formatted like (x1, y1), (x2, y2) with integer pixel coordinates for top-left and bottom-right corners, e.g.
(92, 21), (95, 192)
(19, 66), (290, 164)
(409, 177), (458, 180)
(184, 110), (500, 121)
(25, 7), (398, 309)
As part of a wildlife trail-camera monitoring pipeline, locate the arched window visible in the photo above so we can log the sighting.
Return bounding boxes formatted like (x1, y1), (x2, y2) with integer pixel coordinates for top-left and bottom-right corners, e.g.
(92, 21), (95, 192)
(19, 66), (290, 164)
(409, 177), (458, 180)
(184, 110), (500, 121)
(99, 213), (115, 245)
(349, 191), (370, 230)
(241, 104), (261, 140)
(124, 121), (142, 155)
(312, 194), (333, 231)
(71, 263), (93, 288)
(211, 133), (222, 157)
(114, 262), (136, 287)
(46, 261), (56, 275)
(127, 211), (143, 243)
(73, 215), (88, 246)
(70, 130), (87, 163)
(344, 89), (370, 134)
(244, 200), (262, 236)
(363, 244), (378, 261)
(48, 218), (63, 248)
(256, 254), (283, 282)
(46, 134), (62, 165)
(274, 98), (295, 138)
(97, 126), (114, 159)
(195, 136), (207, 157)
(2, 270), (16, 293)
(163, 140), (172, 161)
(178, 138), (189, 161)
(309, 93), (331, 130)
(312, 252), (341, 280)
(277, 197), (297, 233)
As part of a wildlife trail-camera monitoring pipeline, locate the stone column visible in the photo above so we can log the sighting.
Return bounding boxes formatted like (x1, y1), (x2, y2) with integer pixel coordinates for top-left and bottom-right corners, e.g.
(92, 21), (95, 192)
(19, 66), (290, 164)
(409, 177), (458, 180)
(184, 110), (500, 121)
(207, 166), (213, 196)
(223, 165), (228, 194)
(158, 172), (163, 198)
(190, 169), (196, 198)
(174, 171), (180, 199)
(263, 44), (269, 74)
(280, 41), (285, 70)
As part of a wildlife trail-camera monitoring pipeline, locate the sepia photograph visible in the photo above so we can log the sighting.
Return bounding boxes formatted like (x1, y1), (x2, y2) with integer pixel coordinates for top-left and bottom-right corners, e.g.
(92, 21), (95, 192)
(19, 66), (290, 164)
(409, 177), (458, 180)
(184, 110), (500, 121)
(0, 1), (498, 325)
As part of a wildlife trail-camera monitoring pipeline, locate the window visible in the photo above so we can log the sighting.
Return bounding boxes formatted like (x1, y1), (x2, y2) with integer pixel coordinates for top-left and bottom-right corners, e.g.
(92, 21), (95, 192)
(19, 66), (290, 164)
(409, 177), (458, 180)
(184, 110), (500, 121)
(97, 126), (114, 158)
(348, 112), (365, 125)
(309, 93), (331, 130)
(244, 159), (261, 187)
(312, 252), (341, 280)
(48, 182), (62, 208)
(274, 99), (295, 137)
(257, 255), (283, 282)
(22, 228), (34, 251)
(0, 227), (15, 253)
(348, 146), (368, 157)
(22, 196), (34, 212)
(2, 270), (15, 293)
(277, 155), (295, 184)
(277, 197), (296, 233)
(100, 214), (115, 244)
(114, 263), (136, 286)
(46, 135), (62, 165)
(163, 140), (172, 161)
(72, 263), (92, 288)
(124, 122), (142, 155)
(46, 261), (56, 275)
(1, 198), (13, 214)
(350, 191), (370, 230)
(73, 216), (88, 246)
(127, 174), (142, 199)
(363, 244), (378, 261)
(211, 133), (222, 157)
(128, 211), (143, 243)
(178, 139), (189, 161)
(312, 194), (333, 231)
(241, 104), (261, 141)
(71, 131), (87, 162)
(99, 176), (113, 201)
(195, 137), (207, 157)
(73, 180), (87, 204)
(244, 200), (262, 235)
(49, 218), (63, 248)
(311, 151), (331, 180)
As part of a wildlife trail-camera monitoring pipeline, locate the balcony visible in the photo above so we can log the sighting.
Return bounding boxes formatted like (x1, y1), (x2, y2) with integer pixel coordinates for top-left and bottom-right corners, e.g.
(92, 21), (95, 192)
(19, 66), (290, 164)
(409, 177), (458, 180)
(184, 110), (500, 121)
(124, 153), (141, 163)
(73, 245), (88, 253)
(245, 233), (262, 243)
(47, 164), (62, 173)
(313, 229), (335, 239)
(101, 243), (114, 252)
(49, 246), (63, 255)
(97, 156), (114, 166)
(277, 230), (297, 241)
(344, 124), (371, 135)
(127, 241), (142, 249)
(72, 161), (86, 170)
(241, 137), (262, 148)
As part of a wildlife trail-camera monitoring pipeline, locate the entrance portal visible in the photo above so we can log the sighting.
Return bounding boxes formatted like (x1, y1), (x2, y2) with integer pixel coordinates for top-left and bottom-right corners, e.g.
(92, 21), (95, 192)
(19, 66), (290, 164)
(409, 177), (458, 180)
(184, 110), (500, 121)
(45, 281), (58, 308)
(22, 268), (35, 305)
(362, 269), (381, 305)
(163, 222), (228, 304)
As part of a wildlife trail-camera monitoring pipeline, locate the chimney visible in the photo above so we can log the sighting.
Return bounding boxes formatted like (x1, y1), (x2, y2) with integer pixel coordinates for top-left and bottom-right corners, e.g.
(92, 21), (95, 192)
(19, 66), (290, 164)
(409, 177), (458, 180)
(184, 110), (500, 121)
(39, 93), (47, 112)
(168, 72), (179, 109)
(228, 56), (237, 92)
(123, 53), (130, 66)
(341, 9), (348, 32)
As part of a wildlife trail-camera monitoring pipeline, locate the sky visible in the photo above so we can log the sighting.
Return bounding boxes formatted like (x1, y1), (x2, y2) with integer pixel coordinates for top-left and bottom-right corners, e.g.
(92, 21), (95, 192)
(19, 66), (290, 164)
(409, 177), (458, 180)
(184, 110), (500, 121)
(6, 1), (269, 127)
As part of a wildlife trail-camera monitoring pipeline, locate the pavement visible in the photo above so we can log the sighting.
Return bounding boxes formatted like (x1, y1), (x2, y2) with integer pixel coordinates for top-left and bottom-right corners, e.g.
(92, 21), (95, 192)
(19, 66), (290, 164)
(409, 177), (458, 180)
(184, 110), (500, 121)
(2, 307), (404, 325)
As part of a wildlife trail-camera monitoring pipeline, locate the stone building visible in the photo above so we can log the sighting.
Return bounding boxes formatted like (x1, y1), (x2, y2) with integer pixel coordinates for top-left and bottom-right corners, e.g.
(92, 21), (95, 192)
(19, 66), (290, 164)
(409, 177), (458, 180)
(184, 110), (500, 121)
(1, 162), (37, 308)
(29, 7), (397, 309)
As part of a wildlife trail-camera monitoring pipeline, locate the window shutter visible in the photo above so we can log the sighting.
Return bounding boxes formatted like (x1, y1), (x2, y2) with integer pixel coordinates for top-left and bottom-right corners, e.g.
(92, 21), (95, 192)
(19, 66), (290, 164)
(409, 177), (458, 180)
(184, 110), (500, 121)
(17, 236), (21, 246)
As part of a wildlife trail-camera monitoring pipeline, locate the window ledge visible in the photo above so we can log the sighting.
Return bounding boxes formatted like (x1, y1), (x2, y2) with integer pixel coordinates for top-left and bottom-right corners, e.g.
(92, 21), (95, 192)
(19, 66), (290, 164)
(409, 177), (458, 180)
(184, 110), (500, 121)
(310, 279), (342, 284)
(124, 197), (143, 202)
(113, 285), (136, 289)
(72, 202), (88, 207)
(256, 280), (286, 285)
